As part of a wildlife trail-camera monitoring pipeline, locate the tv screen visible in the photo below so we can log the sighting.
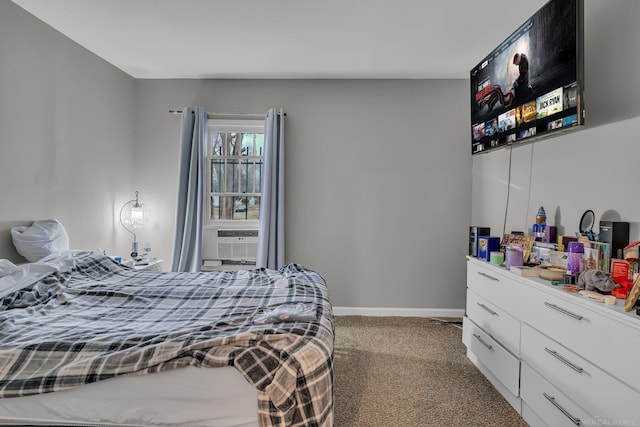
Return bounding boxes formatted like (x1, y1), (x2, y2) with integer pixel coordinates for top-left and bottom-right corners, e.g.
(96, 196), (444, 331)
(470, 0), (584, 155)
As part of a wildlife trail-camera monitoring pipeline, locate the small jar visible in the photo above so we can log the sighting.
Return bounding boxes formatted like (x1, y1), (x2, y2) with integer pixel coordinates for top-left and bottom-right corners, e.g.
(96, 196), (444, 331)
(505, 245), (524, 269)
(490, 251), (504, 265)
(567, 242), (584, 275)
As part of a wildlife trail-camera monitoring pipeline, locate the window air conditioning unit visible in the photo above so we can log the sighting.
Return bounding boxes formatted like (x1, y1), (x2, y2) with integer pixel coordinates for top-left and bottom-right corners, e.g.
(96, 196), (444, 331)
(216, 229), (258, 264)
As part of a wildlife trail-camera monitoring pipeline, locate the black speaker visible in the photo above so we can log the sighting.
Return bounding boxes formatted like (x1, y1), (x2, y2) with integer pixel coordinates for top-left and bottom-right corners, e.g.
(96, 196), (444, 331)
(469, 226), (491, 257)
(599, 221), (629, 259)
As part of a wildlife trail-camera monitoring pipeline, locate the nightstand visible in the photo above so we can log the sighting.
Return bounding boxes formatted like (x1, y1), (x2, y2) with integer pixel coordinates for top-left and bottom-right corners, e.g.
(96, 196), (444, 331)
(123, 258), (163, 272)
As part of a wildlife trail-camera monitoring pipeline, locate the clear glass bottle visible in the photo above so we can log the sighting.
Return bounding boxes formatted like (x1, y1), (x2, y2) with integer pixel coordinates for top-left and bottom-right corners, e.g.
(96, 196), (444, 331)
(143, 241), (152, 260)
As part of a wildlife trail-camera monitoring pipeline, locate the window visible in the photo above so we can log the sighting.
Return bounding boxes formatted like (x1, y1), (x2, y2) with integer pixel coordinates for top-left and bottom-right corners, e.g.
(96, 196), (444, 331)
(206, 120), (264, 222)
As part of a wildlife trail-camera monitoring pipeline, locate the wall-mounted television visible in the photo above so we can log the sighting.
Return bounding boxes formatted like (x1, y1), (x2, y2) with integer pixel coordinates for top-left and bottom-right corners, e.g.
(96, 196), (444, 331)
(470, 0), (584, 155)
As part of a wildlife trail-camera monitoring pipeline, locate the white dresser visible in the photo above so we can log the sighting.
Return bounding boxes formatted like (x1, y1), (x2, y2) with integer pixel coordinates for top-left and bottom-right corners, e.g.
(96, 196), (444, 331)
(463, 256), (640, 426)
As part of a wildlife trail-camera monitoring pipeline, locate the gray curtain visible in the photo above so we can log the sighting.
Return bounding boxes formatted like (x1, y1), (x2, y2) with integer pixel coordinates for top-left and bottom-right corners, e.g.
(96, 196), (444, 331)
(171, 107), (207, 272)
(257, 108), (285, 269)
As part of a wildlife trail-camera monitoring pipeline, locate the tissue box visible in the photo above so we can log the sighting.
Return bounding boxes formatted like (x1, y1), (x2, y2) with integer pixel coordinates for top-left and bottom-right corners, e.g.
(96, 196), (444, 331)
(478, 236), (500, 261)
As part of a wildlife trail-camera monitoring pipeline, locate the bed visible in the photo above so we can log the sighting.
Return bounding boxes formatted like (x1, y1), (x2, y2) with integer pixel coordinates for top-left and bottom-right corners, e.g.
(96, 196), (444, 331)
(0, 222), (334, 427)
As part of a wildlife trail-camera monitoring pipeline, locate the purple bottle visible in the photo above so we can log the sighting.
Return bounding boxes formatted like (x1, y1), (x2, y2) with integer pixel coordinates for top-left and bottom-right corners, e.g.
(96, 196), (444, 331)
(567, 242), (584, 275)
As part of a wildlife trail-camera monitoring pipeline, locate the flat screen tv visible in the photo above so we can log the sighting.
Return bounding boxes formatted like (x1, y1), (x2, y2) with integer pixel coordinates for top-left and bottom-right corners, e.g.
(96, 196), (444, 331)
(470, 0), (584, 155)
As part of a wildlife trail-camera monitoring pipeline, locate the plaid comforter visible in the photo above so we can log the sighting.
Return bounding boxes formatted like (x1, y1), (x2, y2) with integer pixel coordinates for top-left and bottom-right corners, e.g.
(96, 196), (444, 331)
(0, 254), (334, 427)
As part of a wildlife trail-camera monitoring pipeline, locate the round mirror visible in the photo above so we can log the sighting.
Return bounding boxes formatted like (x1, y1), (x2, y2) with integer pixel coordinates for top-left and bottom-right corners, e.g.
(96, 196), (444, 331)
(579, 210), (595, 234)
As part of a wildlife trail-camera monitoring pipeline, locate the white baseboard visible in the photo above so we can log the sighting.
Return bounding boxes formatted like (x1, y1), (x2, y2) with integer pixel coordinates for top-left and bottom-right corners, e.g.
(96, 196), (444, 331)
(333, 306), (465, 318)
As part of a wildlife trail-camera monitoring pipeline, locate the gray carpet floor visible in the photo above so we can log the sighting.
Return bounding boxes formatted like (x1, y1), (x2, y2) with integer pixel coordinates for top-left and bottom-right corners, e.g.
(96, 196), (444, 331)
(333, 316), (528, 427)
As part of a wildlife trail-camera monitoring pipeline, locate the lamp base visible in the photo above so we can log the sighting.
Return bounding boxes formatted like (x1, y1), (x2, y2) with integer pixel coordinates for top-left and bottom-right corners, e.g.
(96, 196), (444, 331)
(131, 241), (139, 258)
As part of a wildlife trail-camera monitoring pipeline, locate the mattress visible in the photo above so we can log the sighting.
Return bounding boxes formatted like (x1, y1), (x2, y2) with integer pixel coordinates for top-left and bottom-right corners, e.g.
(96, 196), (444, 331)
(0, 366), (258, 426)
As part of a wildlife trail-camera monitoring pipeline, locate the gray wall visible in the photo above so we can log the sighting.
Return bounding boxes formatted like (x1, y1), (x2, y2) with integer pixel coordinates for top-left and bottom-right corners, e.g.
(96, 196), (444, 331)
(134, 80), (471, 309)
(0, 1), (136, 258)
(471, 0), (640, 247)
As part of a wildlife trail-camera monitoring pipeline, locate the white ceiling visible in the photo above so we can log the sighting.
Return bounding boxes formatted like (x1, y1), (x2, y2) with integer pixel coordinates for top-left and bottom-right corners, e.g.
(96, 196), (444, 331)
(11, 0), (548, 79)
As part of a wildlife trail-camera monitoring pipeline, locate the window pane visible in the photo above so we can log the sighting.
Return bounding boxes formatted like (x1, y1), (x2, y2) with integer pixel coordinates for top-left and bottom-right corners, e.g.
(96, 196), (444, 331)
(242, 134), (252, 156)
(211, 195), (237, 220)
(211, 159), (224, 192)
(233, 196), (260, 220)
(242, 133), (263, 156)
(210, 196), (219, 220)
(211, 132), (223, 156)
(224, 160), (240, 193)
(245, 161), (254, 193)
(255, 134), (264, 156)
(240, 159), (250, 193)
(228, 133), (242, 156)
(248, 196), (260, 220)
(256, 160), (262, 192)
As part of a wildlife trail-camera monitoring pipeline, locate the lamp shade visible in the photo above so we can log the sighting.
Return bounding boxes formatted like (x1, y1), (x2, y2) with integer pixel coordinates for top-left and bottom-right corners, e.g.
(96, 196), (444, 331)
(122, 200), (146, 229)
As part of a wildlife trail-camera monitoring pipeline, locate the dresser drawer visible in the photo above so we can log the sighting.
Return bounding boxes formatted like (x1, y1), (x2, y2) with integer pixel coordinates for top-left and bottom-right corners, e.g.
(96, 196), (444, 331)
(521, 362), (592, 427)
(521, 323), (640, 421)
(466, 289), (520, 355)
(521, 282), (640, 392)
(467, 258), (522, 317)
(462, 317), (520, 396)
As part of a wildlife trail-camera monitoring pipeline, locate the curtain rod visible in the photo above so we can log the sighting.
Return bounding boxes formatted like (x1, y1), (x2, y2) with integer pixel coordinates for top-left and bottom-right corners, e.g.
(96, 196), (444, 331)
(169, 110), (285, 117)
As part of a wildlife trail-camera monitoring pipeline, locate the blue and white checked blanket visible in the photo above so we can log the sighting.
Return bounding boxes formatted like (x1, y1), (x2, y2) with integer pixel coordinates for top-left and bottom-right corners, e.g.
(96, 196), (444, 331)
(0, 254), (334, 426)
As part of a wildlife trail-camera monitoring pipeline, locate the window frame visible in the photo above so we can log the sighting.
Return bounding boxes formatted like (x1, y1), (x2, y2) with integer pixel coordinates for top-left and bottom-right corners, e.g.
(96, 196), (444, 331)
(205, 119), (265, 228)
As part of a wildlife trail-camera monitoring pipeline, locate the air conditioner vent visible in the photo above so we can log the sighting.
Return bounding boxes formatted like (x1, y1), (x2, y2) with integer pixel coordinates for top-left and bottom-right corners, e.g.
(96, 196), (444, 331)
(217, 229), (259, 238)
(216, 229), (258, 262)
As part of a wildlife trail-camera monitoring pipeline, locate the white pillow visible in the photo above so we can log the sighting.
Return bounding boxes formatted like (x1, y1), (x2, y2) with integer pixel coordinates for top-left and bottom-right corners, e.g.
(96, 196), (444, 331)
(11, 219), (70, 263)
(0, 259), (20, 277)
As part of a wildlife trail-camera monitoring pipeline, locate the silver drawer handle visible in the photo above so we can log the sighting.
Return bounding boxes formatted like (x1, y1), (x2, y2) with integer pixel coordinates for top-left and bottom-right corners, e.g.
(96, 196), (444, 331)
(544, 302), (584, 320)
(543, 393), (581, 425)
(477, 302), (498, 316)
(477, 271), (499, 281)
(544, 347), (584, 373)
(473, 333), (493, 350)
